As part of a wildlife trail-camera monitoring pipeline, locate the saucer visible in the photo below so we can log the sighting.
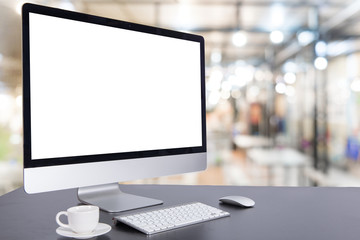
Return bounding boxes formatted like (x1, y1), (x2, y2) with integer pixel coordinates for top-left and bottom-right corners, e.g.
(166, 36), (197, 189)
(56, 223), (111, 239)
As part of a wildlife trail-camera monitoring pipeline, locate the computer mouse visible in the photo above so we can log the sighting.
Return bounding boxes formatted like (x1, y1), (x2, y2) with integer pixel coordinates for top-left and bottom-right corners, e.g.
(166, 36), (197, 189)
(219, 196), (255, 208)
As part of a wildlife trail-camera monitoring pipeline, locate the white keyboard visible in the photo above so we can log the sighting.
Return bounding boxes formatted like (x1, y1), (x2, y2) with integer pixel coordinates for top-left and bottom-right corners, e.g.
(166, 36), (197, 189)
(114, 202), (230, 234)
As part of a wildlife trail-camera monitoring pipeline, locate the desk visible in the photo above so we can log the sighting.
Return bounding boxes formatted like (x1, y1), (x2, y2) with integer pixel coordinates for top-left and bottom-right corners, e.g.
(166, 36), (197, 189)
(1, 185), (360, 240)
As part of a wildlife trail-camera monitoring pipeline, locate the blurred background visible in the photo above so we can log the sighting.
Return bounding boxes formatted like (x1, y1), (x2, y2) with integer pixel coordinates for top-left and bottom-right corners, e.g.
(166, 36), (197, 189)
(1, 0), (360, 195)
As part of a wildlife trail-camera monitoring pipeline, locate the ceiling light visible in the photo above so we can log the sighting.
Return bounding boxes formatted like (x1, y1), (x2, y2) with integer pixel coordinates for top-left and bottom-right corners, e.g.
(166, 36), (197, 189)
(58, 0), (75, 11)
(228, 75), (246, 89)
(270, 30), (284, 44)
(314, 57), (328, 70)
(232, 31), (247, 47)
(221, 80), (232, 92)
(271, 4), (285, 28)
(235, 65), (254, 83)
(208, 91), (221, 106)
(275, 82), (286, 94)
(254, 70), (265, 82)
(176, 3), (192, 30)
(16, 1), (25, 15)
(284, 72), (296, 84)
(282, 60), (297, 73)
(297, 31), (315, 46)
(211, 49), (222, 64)
(315, 41), (327, 57)
(221, 90), (231, 100)
(351, 78), (360, 92)
(246, 86), (260, 102)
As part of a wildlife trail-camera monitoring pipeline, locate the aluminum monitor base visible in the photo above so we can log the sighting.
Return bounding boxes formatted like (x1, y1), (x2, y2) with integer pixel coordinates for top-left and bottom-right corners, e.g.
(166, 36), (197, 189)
(77, 183), (163, 213)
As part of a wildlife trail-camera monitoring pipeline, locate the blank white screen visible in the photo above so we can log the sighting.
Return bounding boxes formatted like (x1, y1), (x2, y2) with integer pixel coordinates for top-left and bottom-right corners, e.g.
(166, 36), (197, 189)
(29, 13), (202, 159)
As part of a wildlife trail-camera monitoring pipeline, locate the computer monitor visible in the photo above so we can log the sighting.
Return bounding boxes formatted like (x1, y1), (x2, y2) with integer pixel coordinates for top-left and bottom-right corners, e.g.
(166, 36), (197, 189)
(22, 3), (206, 212)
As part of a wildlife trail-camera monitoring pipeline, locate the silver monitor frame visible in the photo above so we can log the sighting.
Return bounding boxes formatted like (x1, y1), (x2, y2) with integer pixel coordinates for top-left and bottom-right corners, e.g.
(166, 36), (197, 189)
(22, 3), (207, 212)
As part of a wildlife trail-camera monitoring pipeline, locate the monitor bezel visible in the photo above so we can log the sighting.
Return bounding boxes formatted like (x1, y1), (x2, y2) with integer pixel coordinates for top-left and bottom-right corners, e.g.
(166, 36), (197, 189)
(22, 3), (206, 169)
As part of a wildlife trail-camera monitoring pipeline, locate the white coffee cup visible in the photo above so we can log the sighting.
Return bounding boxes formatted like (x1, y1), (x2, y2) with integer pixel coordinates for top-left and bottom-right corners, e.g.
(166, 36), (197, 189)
(56, 205), (99, 234)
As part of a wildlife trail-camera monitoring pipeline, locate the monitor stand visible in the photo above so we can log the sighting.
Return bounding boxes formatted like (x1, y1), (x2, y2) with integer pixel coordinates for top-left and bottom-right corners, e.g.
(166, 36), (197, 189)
(77, 183), (163, 213)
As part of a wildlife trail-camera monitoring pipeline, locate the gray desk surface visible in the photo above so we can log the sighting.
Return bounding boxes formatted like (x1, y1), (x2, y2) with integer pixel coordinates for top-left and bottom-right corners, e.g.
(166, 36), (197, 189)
(1, 184), (360, 240)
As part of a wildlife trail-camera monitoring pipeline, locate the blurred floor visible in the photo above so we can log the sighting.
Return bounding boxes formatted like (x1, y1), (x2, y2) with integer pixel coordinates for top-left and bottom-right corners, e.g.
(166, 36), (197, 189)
(128, 147), (360, 188)
(2, 146), (360, 197)
(127, 148), (307, 187)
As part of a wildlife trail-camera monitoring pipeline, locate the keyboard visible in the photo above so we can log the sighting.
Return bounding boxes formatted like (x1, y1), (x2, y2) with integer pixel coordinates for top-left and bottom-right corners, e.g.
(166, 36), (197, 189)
(114, 202), (230, 235)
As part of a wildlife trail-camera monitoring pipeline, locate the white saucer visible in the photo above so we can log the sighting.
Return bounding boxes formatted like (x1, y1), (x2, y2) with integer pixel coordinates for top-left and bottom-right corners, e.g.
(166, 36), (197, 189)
(56, 223), (111, 239)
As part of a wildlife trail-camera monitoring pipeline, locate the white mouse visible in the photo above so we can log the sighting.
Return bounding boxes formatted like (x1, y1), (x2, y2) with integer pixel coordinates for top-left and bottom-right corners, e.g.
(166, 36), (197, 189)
(219, 196), (255, 207)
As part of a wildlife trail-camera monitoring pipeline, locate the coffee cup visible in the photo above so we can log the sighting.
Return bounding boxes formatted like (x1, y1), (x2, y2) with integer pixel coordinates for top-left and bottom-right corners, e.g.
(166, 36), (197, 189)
(56, 205), (99, 234)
